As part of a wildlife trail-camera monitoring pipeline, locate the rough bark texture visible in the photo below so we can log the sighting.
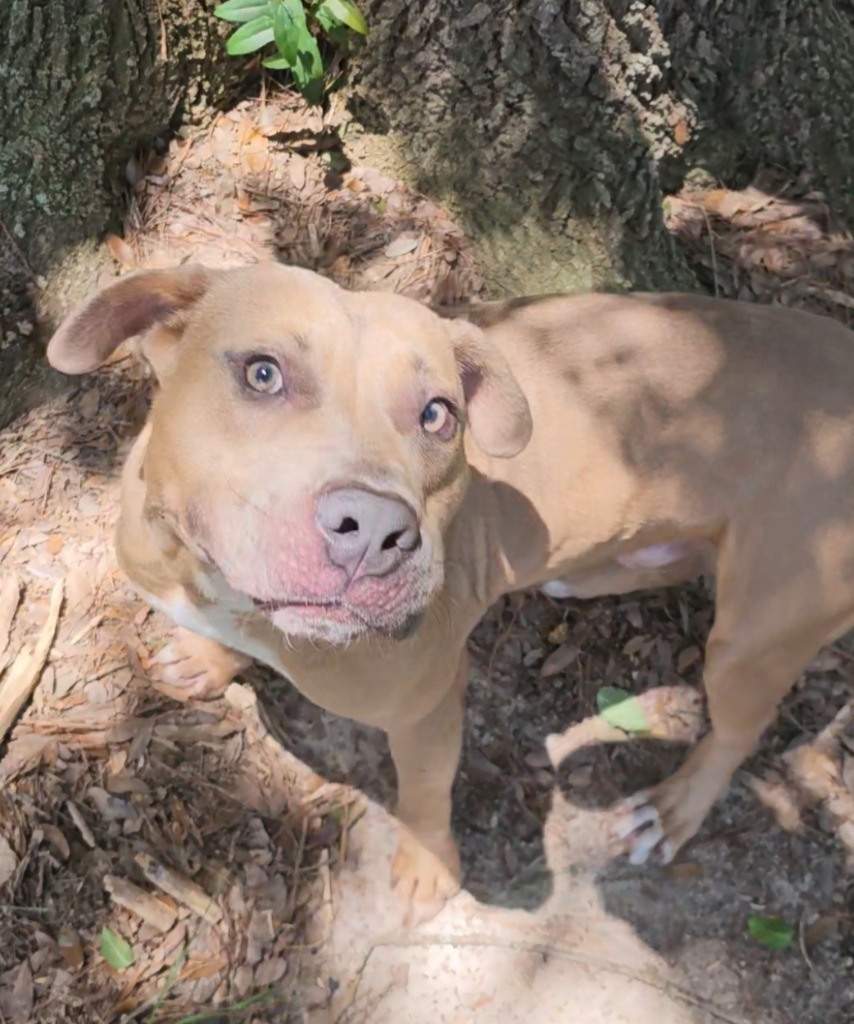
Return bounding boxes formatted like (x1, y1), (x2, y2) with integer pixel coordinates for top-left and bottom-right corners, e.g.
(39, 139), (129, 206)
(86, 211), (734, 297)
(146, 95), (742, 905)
(0, 0), (238, 428)
(349, 0), (854, 295)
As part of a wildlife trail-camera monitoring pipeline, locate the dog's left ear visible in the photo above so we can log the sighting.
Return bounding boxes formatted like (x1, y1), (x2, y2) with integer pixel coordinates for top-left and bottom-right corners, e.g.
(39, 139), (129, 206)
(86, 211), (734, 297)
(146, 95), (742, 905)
(445, 319), (532, 458)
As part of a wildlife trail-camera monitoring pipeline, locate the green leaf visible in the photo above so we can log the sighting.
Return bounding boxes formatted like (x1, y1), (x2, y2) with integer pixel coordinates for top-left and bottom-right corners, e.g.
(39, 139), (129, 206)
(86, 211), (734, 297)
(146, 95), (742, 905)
(274, 0), (310, 65)
(290, 34), (325, 103)
(100, 926), (135, 970)
(263, 55), (292, 69)
(315, 0), (368, 34)
(226, 15), (275, 54)
(214, 0), (271, 23)
(747, 916), (794, 950)
(596, 686), (649, 733)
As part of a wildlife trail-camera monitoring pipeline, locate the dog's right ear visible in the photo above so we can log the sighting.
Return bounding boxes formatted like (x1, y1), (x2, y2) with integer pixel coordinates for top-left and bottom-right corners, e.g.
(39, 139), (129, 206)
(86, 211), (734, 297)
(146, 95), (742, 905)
(46, 266), (216, 377)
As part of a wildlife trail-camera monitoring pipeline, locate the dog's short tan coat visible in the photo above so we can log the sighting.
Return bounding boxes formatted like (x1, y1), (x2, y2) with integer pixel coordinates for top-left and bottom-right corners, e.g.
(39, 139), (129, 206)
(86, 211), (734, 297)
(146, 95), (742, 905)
(48, 263), (854, 923)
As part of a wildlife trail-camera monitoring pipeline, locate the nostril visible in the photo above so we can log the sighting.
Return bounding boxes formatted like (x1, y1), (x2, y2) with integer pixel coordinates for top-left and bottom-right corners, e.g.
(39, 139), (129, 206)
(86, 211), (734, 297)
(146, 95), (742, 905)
(381, 530), (404, 551)
(335, 516), (359, 535)
(383, 526), (420, 553)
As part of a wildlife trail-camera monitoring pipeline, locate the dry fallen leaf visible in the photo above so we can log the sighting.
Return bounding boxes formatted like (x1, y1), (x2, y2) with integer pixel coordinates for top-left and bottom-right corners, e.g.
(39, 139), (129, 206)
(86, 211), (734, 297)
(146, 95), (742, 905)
(665, 860), (705, 882)
(254, 956), (288, 986)
(677, 645), (701, 673)
(385, 235), (419, 259)
(547, 622), (568, 645)
(57, 927), (84, 969)
(0, 960), (33, 1023)
(622, 635), (648, 657)
(804, 913), (841, 947)
(566, 766), (593, 788)
(540, 642), (579, 678)
(40, 824), (70, 861)
(0, 835), (18, 886)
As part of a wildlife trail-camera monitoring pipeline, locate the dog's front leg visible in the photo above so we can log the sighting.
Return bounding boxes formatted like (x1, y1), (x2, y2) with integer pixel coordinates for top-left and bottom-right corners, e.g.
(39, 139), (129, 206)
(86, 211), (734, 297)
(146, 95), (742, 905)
(386, 648), (468, 926)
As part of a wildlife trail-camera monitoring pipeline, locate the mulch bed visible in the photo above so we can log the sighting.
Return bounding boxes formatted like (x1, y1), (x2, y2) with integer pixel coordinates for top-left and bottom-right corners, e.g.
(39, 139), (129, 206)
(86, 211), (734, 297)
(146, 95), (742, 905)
(1, 88), (852, 1023)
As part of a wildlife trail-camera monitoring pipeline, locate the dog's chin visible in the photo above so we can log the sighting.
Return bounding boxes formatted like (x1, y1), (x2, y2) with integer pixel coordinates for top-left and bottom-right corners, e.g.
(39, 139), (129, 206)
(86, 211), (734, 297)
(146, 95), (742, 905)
(264, 603), (425, 647)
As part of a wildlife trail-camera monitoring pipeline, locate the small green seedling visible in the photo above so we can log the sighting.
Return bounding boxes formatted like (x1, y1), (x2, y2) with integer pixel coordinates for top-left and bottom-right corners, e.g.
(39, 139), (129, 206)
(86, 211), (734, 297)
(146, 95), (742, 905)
(100, 926), (135, 970)
(747, 915), (794, 950)
(215, 0), (368, 103)
(596, 686), (649, 733)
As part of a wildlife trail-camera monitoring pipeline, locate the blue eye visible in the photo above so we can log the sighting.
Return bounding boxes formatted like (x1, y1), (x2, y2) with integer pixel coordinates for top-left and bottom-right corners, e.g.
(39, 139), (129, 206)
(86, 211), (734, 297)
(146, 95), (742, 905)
(245, 358), (283, 394)
(420, 399), (456, 439)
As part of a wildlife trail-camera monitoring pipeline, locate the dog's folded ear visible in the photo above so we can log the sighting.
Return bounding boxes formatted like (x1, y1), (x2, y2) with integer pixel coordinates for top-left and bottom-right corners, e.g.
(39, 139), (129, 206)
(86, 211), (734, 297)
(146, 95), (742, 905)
(445, 319), (533, 458)
(46, 266), (217, 377)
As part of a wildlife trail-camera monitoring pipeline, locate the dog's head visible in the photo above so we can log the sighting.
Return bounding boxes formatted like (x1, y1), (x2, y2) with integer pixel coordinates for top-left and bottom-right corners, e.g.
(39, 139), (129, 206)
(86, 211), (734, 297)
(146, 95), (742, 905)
(48, 263), (532, 644)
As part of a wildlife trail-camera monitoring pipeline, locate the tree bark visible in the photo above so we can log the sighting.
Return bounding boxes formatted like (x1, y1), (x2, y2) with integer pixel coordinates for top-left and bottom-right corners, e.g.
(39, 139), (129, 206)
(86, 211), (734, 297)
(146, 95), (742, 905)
(0, 0), (238, 428)
(349, 0), (854, 295)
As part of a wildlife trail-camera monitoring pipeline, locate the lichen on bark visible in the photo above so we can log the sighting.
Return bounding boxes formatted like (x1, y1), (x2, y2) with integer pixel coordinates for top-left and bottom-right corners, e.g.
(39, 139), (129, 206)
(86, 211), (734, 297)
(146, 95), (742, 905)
(0, 0), (238, 427)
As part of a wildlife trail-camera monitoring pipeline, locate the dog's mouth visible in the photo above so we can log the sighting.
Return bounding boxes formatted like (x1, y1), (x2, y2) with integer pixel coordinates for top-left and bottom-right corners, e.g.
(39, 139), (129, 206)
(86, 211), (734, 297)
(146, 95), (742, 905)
(252, 596), (355, 621)
(250, 594), (423, 643)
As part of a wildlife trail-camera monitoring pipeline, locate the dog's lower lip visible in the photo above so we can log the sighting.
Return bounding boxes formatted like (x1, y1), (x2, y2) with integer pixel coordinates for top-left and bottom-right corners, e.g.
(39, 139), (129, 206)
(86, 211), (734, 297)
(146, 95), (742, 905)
(252, 597), (342, 612)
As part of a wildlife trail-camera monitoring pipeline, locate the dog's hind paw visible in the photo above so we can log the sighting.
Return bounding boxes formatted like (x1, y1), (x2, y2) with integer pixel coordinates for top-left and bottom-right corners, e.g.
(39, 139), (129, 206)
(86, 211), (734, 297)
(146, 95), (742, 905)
(612, 734), (739, 865)
(152, 628), (250, 701)
(613, 793), (675, 865)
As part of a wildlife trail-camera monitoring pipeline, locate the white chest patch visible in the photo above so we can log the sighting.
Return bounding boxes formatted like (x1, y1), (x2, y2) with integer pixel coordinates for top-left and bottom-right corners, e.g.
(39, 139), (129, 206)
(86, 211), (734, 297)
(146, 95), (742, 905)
(135, 574), (278, 669)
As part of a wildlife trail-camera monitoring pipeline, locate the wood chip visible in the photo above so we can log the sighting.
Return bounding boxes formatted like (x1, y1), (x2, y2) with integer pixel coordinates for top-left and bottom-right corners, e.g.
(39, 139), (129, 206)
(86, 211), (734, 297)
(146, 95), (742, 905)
(134, 853), (223, 925)
(105, 875), (178, 933)
(0, 579), (63, 742)
(0, 574), (21, 670)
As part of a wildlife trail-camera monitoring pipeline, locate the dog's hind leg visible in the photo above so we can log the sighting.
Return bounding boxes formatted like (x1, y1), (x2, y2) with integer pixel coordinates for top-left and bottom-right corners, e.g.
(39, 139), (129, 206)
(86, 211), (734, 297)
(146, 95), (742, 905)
(615, 512), (854, 864)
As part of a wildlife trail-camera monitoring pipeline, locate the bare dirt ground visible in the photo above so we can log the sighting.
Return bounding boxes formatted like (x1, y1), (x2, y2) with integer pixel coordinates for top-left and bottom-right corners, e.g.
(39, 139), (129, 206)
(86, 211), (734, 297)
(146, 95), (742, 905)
(0, 90), (853, 1024)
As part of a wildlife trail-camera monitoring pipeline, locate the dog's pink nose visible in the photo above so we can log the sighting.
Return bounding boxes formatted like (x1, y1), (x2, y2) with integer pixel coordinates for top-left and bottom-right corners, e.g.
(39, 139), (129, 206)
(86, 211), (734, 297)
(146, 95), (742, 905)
(316, 487), (421, 581)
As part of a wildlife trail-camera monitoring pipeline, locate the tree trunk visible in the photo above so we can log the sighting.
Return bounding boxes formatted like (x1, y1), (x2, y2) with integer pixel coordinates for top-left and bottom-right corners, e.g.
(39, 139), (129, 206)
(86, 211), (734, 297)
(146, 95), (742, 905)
(349, 0), (854, 295)
(0, 0), (238, 428)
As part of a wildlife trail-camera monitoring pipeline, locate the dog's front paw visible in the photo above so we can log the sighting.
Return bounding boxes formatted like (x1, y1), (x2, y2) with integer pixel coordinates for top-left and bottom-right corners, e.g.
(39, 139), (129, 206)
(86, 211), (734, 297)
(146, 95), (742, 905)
(152, 628), (250, 701)
(391, 828), (461, 927)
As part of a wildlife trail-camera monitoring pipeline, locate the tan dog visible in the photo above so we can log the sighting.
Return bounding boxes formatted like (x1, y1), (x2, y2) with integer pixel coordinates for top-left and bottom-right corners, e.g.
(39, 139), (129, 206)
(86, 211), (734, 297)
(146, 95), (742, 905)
(47, 263), (854, 923)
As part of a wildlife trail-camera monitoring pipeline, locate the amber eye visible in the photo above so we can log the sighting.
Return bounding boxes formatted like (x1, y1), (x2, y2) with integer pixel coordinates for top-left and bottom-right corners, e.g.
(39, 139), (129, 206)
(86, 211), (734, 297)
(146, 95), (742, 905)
(245, 358), (283, 395)
(420, 399), (456, 440)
